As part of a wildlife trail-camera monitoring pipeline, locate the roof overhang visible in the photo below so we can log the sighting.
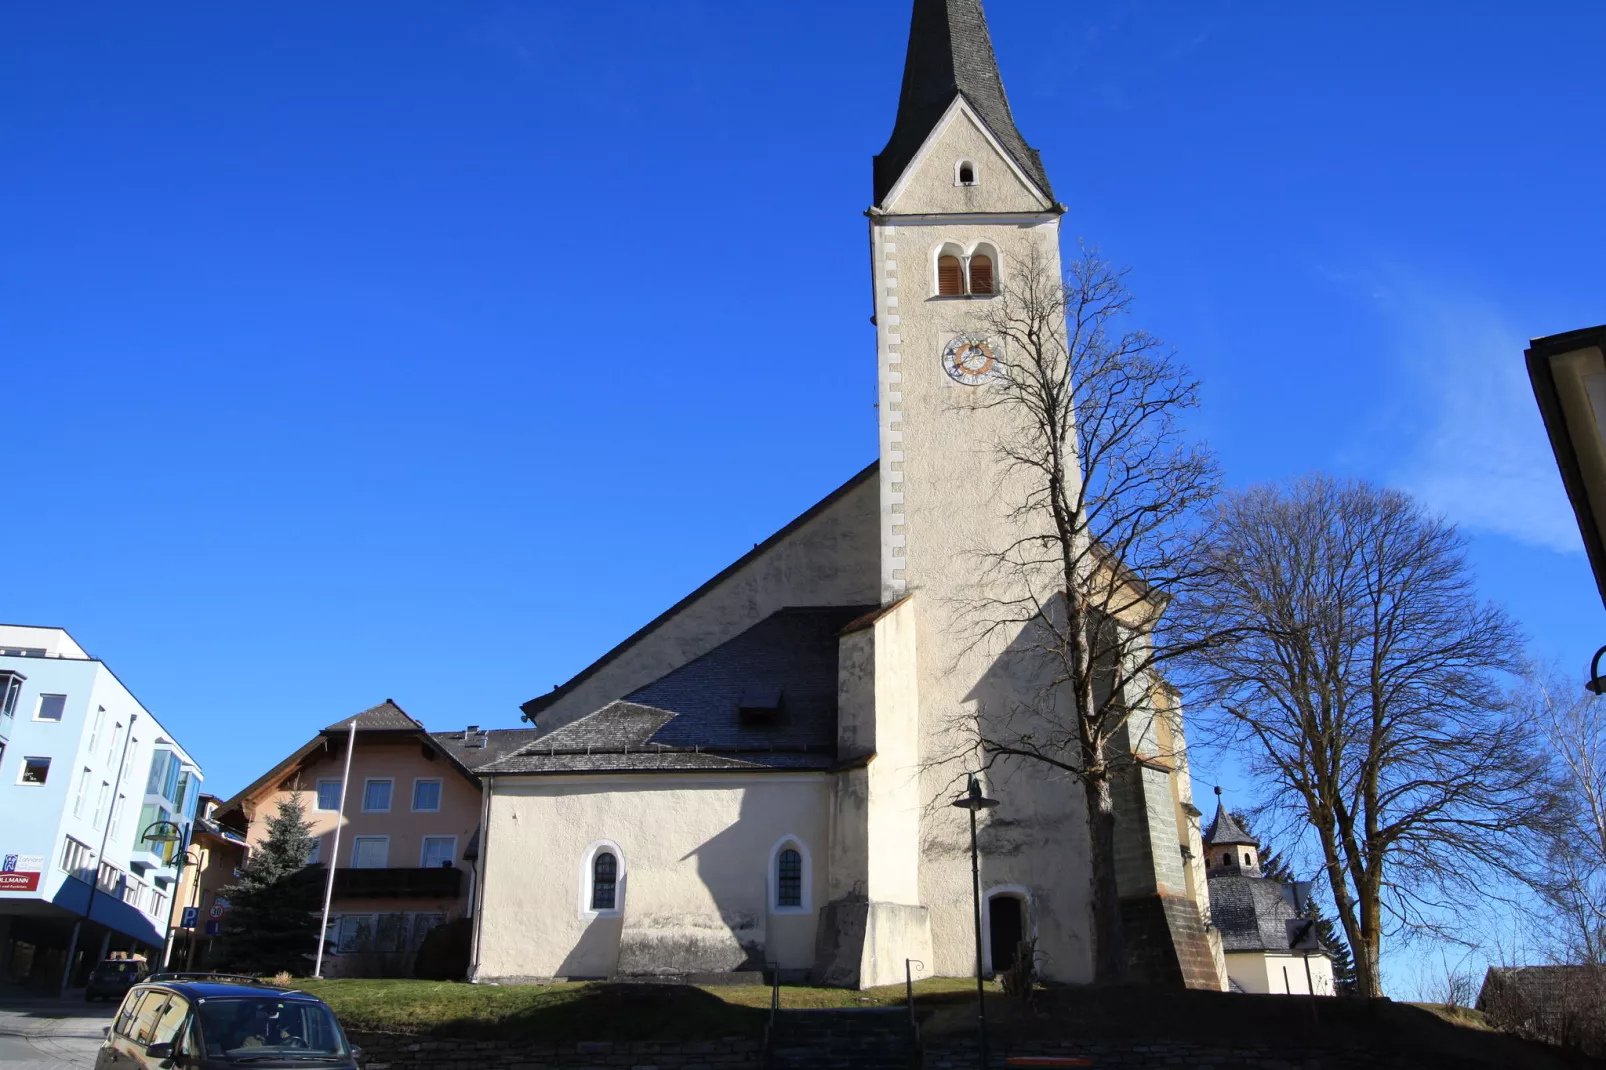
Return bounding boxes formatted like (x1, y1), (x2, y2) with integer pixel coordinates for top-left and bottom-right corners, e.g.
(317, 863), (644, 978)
(1527, 324), (1606, 607)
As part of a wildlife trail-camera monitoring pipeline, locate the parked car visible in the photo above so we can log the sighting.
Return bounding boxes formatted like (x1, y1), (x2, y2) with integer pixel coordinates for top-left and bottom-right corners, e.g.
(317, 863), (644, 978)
(97, 978), (360, 1069)
(84, 958), (148, 1001)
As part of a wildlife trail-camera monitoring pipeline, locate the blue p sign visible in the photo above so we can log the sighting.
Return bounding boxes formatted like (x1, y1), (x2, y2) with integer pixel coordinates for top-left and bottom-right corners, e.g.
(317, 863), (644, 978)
(180, 906), (200, 929)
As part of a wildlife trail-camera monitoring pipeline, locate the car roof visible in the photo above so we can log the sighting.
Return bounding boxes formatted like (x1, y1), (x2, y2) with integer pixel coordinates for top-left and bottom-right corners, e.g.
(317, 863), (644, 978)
(137, 980), (323, 1001)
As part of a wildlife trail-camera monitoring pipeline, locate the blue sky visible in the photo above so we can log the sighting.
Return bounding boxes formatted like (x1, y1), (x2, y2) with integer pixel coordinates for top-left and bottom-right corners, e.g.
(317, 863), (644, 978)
(4, 1), (1603, 980)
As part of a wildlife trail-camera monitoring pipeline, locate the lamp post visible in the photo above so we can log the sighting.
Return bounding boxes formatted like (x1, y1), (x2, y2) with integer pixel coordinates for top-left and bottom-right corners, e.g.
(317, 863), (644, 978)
(141, 820), (188, 969)
(952, 774), (999, 1069)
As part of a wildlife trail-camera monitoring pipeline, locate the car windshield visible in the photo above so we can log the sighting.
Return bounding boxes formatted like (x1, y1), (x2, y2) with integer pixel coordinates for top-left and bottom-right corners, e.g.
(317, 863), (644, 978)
(195, 997), (347, 1061)
(95, 964), (140, 977)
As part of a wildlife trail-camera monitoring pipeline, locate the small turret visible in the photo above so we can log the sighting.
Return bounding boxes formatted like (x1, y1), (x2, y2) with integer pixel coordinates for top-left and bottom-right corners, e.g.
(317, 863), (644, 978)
(1204, 787), (1261, 876)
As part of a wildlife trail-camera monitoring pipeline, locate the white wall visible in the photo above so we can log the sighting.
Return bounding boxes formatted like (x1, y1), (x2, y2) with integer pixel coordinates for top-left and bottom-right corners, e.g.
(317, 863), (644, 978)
(476, 773), (831, 981)
(1226, 951), (1336, 996)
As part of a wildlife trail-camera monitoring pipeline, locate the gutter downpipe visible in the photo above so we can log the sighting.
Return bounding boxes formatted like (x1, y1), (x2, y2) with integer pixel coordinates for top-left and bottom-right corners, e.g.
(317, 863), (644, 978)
(468, 774), (493, 981)
(312, 719), (357, 978)
(63, 713), (138, 995)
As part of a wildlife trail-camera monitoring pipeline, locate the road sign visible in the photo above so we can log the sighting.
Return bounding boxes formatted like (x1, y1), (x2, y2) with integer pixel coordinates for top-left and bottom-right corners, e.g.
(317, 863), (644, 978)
(181, 906), (200, 929)
(209, 898), (230, 919)
(204, 920), (222, 937)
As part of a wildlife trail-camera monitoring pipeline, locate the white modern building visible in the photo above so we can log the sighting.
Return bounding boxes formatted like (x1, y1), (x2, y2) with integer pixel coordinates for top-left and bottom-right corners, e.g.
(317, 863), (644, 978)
(0, 624), (203, 991)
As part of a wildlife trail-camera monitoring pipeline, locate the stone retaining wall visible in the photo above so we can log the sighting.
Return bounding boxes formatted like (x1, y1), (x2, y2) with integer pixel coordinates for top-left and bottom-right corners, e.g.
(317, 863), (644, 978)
(349, 1030), (761, 1070)
(925, 1037), (1436, 1069)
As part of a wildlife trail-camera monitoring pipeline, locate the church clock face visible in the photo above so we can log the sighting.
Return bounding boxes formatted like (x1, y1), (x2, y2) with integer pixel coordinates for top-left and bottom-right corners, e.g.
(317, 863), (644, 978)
(942, 333), (999, 386)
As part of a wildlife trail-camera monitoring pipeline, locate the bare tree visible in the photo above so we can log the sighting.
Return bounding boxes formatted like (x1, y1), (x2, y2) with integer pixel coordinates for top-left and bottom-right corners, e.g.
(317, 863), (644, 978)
(1528, 673), (1606, 965)
(1176, 476), (1558, 997)
(946, 246), (1221, 983)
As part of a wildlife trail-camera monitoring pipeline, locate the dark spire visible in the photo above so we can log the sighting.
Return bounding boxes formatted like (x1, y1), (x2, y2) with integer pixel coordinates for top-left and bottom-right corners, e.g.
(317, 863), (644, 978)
(1206, 788), (1259, 847)
(874, 0), (1052, 206)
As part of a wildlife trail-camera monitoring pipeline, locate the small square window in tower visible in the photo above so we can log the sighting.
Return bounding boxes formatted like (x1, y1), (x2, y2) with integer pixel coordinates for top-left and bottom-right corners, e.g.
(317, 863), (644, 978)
(737, 683), (783, 723)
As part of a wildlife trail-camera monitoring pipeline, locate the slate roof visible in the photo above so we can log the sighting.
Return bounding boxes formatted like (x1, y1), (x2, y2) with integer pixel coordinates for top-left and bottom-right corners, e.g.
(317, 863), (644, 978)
(324, 699), (420, 733)
(1207, 872), (1305, 954)
(875, 0), (1053, 206)
(486, 606), (872, 776)
(1205, 799), (1258, 847)
(432, 727), (546, 772)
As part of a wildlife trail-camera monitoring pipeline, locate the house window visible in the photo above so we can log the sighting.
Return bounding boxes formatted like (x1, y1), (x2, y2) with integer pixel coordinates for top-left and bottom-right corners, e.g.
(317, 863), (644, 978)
(937, 254), (965, 296)
(968, 254), (995, 295)
(88, 707), (105, 753)
(351, 836), (389, 869)
(776, 849), (802, 907)
(19, 756), (50, 785)
(93, 781), (110, 828)
(412, 779), (442, 812)
(306, 836), (322, 866)
(35, 694), (66, 722)
(957, 159), (977, 186)
(316, 779), (342, 812)
(337, 914), (375, 953)
(420, 836), (455, 869)
(362, 779), (393, 813)
(59, 835), (95, 881)
(592, 852), (618, 910)
(73, 767), (92, 817)
(0, 672), (25, 721)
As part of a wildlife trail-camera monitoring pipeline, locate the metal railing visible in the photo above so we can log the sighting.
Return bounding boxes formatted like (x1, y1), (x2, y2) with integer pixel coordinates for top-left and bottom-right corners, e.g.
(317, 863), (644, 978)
(906, 957), (925, 1069)
(761, 961), (781, 1070)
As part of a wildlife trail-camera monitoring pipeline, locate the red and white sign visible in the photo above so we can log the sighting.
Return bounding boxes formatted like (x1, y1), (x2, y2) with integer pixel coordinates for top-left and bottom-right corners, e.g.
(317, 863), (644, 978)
(0, 853), (43, 893)
(0, 871), (40, 892)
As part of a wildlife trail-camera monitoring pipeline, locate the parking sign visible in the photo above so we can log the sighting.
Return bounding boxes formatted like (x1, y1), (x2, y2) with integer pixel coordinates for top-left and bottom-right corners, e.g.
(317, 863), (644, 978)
(181, 906), (200, 929)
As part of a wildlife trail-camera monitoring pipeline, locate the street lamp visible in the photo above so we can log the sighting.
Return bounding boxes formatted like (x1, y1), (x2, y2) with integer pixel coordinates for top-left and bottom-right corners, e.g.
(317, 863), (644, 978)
(141, 820), (189, 969)
(952, 774), (999, 1070)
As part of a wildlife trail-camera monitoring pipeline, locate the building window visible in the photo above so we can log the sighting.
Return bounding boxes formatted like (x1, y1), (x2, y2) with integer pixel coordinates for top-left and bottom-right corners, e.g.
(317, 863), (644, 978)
(968, 254), (995, 295)
(351, 836), (389, 869)
(19, 756), (50, 785)
(60, 835), (95, 882)
(591, 852), (618, 911)
(956, 159), (977, 186)
(87, 707), (105, 753)
(420, 836), (456, 869)
(362, 779), (393, 813)
(306, 836), (322, 866)
(937, 254), (965, 296)
(316, 779), (342, 812)
(35, 694), (66, 722)
(412, 779), (443, 812)
(337, 914), (374, 953)
(776, 849), (802, 907)
(93, 781), (110, 829)
(0, 672), (26, 722)
(74, 767), (92, 817)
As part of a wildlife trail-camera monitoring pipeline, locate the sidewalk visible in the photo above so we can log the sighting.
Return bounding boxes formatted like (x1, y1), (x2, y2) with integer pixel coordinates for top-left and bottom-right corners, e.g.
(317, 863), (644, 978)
(0, 991), (114, 1069)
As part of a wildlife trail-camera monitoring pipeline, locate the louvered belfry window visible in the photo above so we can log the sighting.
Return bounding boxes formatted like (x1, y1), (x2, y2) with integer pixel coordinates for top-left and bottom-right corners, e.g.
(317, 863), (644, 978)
(968, 255), (995, 295)
(937, 255), (964, 296)
(592, 852), (618, 910)
(777, 848), (802, 907)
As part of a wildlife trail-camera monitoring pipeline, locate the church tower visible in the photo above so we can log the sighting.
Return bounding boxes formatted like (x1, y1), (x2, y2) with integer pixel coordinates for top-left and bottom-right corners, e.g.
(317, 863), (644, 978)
(862, 0), (1224, 989)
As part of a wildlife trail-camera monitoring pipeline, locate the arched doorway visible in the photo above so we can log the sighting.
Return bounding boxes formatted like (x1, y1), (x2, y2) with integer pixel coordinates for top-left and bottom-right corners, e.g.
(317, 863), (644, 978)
(986, 893), (1025, 975)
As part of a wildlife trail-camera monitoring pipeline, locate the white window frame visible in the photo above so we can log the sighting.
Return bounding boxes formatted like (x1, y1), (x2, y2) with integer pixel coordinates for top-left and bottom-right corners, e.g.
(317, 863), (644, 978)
(411, 778), (443, 813)
(361, 778), (393, 813)
(954, 157), (979, 186)
(315, 779), (342, 812)
(73, 766), (92, 817)
(419, 835), (457, 869)
(981, 884), (1034, 976)
(18, 755), (50, 785)
(767, 836), (812, 915)
(88, 706), (105, 753)
(350, 835), (389, 869)
(34, 694), (67, 722)
(578, 839), (625, 919)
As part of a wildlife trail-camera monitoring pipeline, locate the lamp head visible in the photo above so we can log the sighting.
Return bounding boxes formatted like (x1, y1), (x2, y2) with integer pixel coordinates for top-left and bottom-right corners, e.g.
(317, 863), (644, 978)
(951, 774), (1000, 812)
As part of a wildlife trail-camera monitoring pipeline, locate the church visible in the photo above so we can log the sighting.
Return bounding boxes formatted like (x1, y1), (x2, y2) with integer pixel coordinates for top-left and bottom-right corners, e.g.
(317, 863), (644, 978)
(467, 0), (1225, 991)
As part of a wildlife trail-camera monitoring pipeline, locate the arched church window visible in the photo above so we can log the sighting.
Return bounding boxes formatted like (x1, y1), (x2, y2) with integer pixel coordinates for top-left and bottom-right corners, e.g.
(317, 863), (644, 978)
(592, 851), (618, 910)
(958, 161), (977, 186)
(1243, 852), (1251, 867)
(776, 849), (802, 908)
(937, 255), (965, 296)
(968, 254), (995, 295)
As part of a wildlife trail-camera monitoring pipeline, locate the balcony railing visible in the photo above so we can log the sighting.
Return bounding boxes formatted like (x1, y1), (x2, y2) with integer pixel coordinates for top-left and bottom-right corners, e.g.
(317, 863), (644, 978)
(323, 865), (464, 899)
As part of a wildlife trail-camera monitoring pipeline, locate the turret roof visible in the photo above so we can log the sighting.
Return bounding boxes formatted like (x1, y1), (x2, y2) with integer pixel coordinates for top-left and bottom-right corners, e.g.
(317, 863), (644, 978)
(1205, 794), (1259, 847)
(874, 0), (1052, 206)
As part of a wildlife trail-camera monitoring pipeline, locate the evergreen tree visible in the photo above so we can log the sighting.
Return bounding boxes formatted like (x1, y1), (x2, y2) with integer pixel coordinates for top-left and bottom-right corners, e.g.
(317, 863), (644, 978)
(1235, 811), (1360, 996)
(216, 792), (321, 976)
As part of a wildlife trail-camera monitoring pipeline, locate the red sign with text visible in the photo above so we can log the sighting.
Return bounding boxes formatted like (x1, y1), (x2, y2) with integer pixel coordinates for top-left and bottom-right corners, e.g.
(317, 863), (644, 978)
(0, 871), (41, 892)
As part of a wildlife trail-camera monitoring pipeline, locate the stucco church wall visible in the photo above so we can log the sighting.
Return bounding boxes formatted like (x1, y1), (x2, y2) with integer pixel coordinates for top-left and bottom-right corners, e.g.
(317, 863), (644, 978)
(882, 105), (1052, 215)
(1226, 951), (1336, 996)
(475, 775), (830, 981)
(533, 475), (879, 732)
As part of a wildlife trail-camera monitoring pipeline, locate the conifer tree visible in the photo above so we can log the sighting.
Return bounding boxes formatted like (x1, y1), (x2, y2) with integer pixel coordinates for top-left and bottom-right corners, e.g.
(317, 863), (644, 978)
(1238, 812), (1360, 995)
(216, 792), (321, 976)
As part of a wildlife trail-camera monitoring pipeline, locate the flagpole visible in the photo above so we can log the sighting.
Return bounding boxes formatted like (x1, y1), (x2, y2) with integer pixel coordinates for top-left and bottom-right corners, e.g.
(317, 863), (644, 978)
(313, 719), (356, 978)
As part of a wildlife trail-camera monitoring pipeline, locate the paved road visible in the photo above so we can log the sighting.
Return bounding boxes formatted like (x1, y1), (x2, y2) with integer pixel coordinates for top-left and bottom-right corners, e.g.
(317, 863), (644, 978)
(0, 995), (114, 1070)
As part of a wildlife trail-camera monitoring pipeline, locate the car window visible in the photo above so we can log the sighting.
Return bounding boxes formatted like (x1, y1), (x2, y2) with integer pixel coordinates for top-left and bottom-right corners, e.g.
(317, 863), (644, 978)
(112, 989), (144, 1037)
(150, 994), (190, 1046)
(129, 992), (169, 1045)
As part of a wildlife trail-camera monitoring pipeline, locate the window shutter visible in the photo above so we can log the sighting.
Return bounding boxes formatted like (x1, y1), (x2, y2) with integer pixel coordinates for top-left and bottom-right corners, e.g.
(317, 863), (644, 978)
(937, 255), (964, 296)
(969, 255), (995, 295)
